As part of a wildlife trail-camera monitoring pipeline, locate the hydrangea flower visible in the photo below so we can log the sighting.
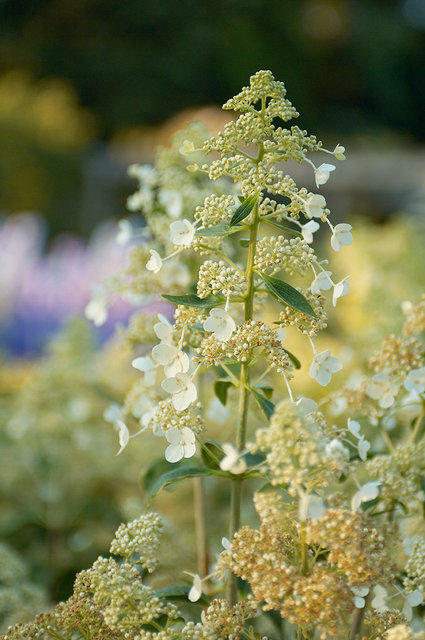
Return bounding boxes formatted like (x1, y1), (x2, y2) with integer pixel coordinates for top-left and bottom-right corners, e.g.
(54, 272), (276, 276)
(304, 194), (327, 218)
(295, 395), (318, 417)
(311, 270), (333, 294)
(152, 343), (189, 377)
(146, 249), (163, 273)
(219, 444), (247, 474)
(162, 373), (197, 411)
(332, 277), (350, 307)
(351, 586), (369, 608)
(170, 219), (196, 246)
(179, 139), (195, 155)
(164, 427), (196, 463)
(333, 144), (346, 160)
(351, 481), (380, 512)
(330, 223), (353, 252)
(132, 356), (157, 387)
(116, 419), (130, 456)
(153, 313), (173, 343)
(158, 189), (183, 219)
(371, 585), (388, 612)
(367, 371), (399, 408)
(116, 219), (133, 245)
(314, 163), (336, 188)
(188, 574), (203, 602)
(298, 493), (326, 521)
(358, 435), (371, 461)
(404, 367), (425, 394)
(301, 220), (320, 244)
(84, 296), (108, 327)
(309, 349), (342, 386)
(203, 308), (236, 342)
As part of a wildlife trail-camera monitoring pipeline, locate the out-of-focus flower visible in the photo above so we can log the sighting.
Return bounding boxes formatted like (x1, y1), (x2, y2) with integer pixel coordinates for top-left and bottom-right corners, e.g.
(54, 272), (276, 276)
(132, 356), (157, 386)
(367, 372), (398, 408)
(371, 585), (388, 612)
(298, 493), (326, 521)
(314, 163), (336, 188)
(295, 396), (318, 417)
(158, 189), (183, 219)
(404, 367), (425, 394)
(164, 427), (196, 463)
(219, 444), (247, 474)
(179, 140), (195, 156)
(116, 219), (133, 245)
(146, 249), (163, 273)
(85, 296), (108, 327)
(309, 349), (342, 386)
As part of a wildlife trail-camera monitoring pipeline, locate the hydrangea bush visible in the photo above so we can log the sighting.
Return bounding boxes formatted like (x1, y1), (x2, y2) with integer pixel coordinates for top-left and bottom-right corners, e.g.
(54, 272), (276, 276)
(4, 71), (425, 640)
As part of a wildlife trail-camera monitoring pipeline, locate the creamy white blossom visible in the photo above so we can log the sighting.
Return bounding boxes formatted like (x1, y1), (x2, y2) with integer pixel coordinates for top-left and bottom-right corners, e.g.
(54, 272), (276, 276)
(371, 585), (388, 612)
(116, 219), (133, 245)
(332, 276), (350, 306)
(301, 220), (320, 244)
(203, 308), (236, 342)
(219, 443), (247, 474)
(146, 249), (163, 273)
(162, 373), (197, 411)
(164, 427), (196, 463)
(304, 194), (327, 218)
(347, 418), (361, 438)
(127, 163), (158, 186)
(298, 493), (326, 521)
(85, 296), (108, 327)
(330, 223), (353, 252)
(314, 163), (336, 188)
(367, 371), (399, 409)
(170, 219), (196, 246)
(333, 144), (346, 161)
(154, 313), (173, 343)
(188, 574), (203, 602)
(311, 270), (333, 294)
(159, 189), (183, 219)
(351, 481), (380, 512)
(127, 187), (153, 212)
(309, 349), (342, 386)
(358, 435), (371, 461)
(132, 356), (157, 386)
(179, 139), (195, 156)
(295, 395), (318, 417)
(116, 419), (130, 456)
(352, 586), (369, 609)
(404, 367), (425, 394)
(152, 343), (189, 377)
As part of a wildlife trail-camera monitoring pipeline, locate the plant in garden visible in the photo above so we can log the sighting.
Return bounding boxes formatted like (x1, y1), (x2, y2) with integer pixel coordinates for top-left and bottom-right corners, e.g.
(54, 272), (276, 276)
(4, 71), (425, 640)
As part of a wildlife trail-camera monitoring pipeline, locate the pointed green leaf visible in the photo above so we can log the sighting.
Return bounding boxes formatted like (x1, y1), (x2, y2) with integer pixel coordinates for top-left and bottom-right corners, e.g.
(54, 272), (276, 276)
(263, 219), (302, 236)
(239, 238), (250, 247)
(214, 379), (233, 406)
(249, 387), (275, 419)
(147, 466), (215, 502)
(201, 440), (224, 470)
(142, 458), (193, 499)
(256, 385), (273, 399)
(283, 348), (301, 370)
(162, 294), (224, 308)
(260, 273), (317, 318)
(230, 194), (258, 226)
(195, 224), (231, 237)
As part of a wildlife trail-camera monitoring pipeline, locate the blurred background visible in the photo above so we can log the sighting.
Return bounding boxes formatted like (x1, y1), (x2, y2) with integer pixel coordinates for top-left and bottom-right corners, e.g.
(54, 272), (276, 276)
(1, 0), (425, 629)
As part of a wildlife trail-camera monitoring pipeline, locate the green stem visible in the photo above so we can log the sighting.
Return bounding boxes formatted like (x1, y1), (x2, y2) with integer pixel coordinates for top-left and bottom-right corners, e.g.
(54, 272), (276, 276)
(226, 198), (260, 605)
(193, 477), (209, 579)
(409, 401), (425, 444)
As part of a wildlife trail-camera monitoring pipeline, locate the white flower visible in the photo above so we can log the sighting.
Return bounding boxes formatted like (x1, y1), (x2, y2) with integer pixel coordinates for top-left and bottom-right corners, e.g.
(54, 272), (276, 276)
(116, 219), (133, 245)
(170, 219), (195, 246)
(146, 249), (162, 273)
(127, 187), (153, 212)
(219, 444), (247, 475)
(332, 276), (350, 306)
(295, 396), (318, 417)
(305, 194), (327, 218)
(358, 435), (371, 461)
(371, 585), (388, 612)
(154, 313), (173, 343)
(206, 398), (229, 424)
(203, 308), (236, 342)
(406, 589), (423, 607)
(309, 349), (342, 386)
(179, 139), (195, 155)
(330, 223), (353, 252)
(347, 418), (361, 438)
(352, 586), (369, 609)
(127, 164), (158, 187)
(351, 481), (380, 512)
(158, 189), (183, 219)
(298, 493), (326, 521)
(367, 371), (398, 409)
(104, 403), (124, 425)
(188, 574), (203, 602)
(333, 144), (346, 161)
(132, 356), (157, 386)
(85, 297), (108, 327)
(152, 343), (189, 378)
(311, 270), (333, 294)
(116, 419), (130, 456)
(222, 537), (231, 550)
(404, 367), (425, 394)
(162, 373), (197, 411)
(164, 427), (196, 463)
(301, 220), (320, 244)
(314, 163), (336, 188)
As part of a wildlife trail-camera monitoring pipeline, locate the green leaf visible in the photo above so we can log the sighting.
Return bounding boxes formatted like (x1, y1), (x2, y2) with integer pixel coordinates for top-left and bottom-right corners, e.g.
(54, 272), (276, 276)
(162, 294), (224, 308)
(239, 238), (250, 247)
(260, 273), (317, 318)
(195, 224), (231, 237)
(214, 379), (233, 406)
(249, 387), (275, 419)
(256, 385), (273, 399)
(263, 218), (302, 236)
(283, 348), (301, 370)
(155, 585), (210, 606)
(217, 363), (241, 378)
(147, 466), (215, 502)
(142, 458), (193, 501)
(230, 194), (258, 226)
(201, 440), (224, 470)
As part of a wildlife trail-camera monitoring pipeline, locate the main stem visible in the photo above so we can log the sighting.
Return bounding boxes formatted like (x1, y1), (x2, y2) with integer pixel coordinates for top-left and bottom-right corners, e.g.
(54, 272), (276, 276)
(226, 199), (260, 605)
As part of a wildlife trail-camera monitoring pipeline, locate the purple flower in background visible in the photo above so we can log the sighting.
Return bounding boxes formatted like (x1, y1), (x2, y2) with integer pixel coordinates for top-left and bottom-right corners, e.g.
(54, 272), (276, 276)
(0, 213), (168, 357)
